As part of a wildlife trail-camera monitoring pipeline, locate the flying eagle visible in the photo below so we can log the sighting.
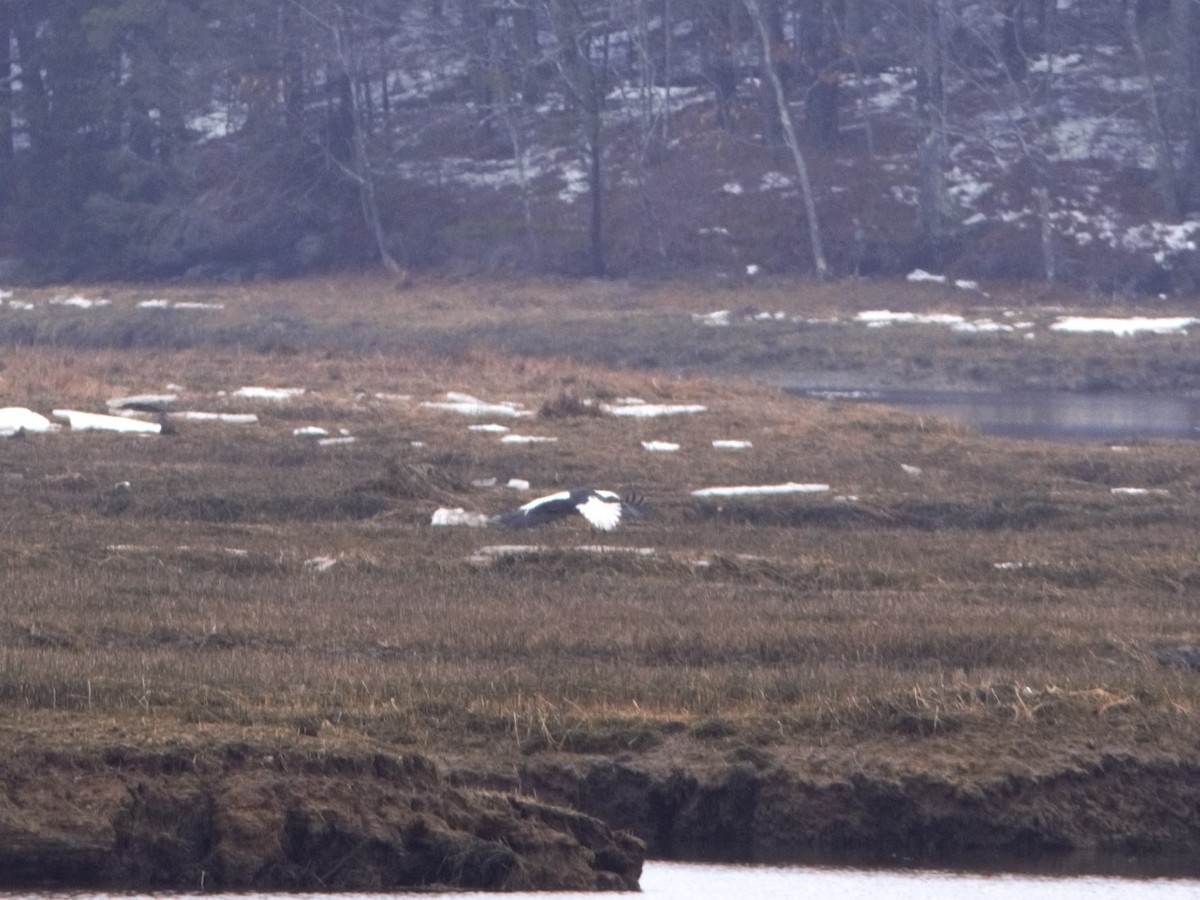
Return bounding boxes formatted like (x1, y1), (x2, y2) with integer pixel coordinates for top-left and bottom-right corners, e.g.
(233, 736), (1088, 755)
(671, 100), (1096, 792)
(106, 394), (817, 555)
(498, 488), (646, 531)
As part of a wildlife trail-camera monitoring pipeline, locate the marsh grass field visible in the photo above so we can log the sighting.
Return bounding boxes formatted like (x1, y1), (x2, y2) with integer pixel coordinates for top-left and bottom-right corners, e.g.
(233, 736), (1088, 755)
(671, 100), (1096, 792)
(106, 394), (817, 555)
(3, 275), (1200, 875)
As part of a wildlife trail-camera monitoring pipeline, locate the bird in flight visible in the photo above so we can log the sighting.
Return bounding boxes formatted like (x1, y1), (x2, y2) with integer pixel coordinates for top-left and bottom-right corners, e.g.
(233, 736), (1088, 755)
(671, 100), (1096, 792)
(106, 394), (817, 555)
(498, 488), (646, 531)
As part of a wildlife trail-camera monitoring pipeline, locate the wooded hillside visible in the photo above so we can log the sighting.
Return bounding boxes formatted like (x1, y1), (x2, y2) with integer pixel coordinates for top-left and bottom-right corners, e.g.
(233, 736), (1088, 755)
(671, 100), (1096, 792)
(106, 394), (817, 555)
(2, 1), (1199, 292)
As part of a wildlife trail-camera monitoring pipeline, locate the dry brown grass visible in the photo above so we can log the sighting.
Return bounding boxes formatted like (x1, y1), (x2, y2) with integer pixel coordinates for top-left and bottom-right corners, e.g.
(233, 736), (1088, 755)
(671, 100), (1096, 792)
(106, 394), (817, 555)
(2, 279), (1200, 783)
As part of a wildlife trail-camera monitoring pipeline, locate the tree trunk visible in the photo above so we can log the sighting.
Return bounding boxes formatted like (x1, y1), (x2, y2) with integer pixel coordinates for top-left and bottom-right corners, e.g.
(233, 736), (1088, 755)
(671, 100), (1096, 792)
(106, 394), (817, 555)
(1128, 5), (1181, 217)
(332, 17), (406, 280)
(745, 0), (828, 279)
(915, 0), (954, 255)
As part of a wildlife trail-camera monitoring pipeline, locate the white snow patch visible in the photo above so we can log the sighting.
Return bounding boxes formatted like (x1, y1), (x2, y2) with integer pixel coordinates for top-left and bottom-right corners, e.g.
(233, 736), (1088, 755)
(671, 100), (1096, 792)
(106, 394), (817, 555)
(431, 507), (493, 527)
(0, 407), (58, 437)
(605, 402), (707, 417)
(1111, 487), (1170, 496)
(53, 409), (160, 434)
(170, 411), (259, 425)
(50, 295), (110, 309)
(107, 394), (176, 411)
(506, 478), (531, 491)
(721, 182), (744, 195)
(499, 434), (558, 444)
(233, 386), (306, 400)
(1050, 316), (1200, 336)
(317, 436), (356, 446)
(692, 309), (731, 326)
(712, 440), (753, 450)
(642, 440), (681, 452)
(691, 482), (830, 497)
(469, 423), (511, 433)
(856, 310), (966, 327)
(421, 392), (530, 417)
(303, 556), (339, 572)
(293, 426), (329, 437)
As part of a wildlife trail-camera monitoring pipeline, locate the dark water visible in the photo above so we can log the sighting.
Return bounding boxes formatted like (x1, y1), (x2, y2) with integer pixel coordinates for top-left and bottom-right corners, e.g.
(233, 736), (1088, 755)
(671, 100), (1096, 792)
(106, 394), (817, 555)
(790, 387), (1200, 441)
(6, 861), (1199, 899)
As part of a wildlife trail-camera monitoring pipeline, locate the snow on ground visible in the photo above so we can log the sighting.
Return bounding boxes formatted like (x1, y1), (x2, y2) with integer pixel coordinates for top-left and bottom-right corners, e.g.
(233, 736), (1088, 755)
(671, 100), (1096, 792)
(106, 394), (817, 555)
(431, 507), (493, 527)
(500, 433), (557, 443)
(49, 295), (110, 309)
(231, 386), (306, 400)
(712, 440), (752, 449)
(0, 407), (58, 437)
(642, 440), (681, 452)
(108, 394), (177, 411)
(604, 401), (707, 417)
(138, 299), (225, 311)
(170, 411), (259, 424)
(691, 482), (830, 497)
(469, 423), (511, 433)
(421, 392), (532, 417)
(689, 306), (1191, 338)
(293, 426), (329, 437)
(1050, 316), (1200, 335)
(52, 409), (161, 434)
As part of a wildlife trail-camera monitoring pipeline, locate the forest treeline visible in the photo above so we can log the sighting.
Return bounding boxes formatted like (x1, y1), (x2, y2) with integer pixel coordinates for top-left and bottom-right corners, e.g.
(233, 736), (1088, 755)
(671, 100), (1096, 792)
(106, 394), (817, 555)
(1, 0), (1199, 285)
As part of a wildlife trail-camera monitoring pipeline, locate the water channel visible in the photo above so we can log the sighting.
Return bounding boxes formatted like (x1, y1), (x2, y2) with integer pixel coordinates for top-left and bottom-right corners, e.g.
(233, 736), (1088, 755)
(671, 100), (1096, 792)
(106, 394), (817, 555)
(6, 861), (1200, 899)
(786, 386), (1200, 441)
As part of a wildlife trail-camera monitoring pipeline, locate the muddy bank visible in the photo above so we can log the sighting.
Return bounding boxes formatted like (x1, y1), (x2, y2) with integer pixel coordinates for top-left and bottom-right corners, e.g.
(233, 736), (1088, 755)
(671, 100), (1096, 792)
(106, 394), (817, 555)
(456, 751), (1200, 870)
(0, 742), (643, 892)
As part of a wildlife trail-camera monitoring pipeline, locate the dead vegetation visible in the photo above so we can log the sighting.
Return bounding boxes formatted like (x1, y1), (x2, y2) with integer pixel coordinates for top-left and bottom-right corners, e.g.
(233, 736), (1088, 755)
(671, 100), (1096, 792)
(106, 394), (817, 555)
(3, 278), (1200, 867)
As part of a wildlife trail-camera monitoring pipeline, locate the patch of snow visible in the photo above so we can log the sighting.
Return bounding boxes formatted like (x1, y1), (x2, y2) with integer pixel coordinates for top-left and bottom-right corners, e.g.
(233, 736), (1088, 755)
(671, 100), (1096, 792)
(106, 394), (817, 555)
(317, 436), (356, 446)
(170, 411), (259, 424)
(469, 423), (511, 433)
(107, 394), (177, 411)
(642, 440), (681, 452)
(499, 434), (558, 444)
(906, 269), (947, 284)
(605, 402), (707, 417)
(856, 310), (966, 327)
(721, 182), (744, 195)
(691, 482), (830, 497)
(1050, 316), (1199, 336)
(1111, 487), (1170, 496)
(900, 463), (923, 476)
(303, 556), (338, 572)
(712, 440), (753, 449)
(0, 407), (58, 437)
(760, 172), (793, 190)
(507, 478), (531, 491)
(692, 310), (731, 326)
(431, 507), (493, 527)
(421, 392), (530, 417)
(233, 386), (306, 400)
(294, 426), (329, 437)
(50, 295), (110, 309)
(53, 409), (160, 434)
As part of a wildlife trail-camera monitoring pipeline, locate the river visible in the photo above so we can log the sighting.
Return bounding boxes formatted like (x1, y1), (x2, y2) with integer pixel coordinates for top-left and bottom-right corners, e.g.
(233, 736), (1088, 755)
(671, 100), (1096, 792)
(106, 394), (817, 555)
(5, 861), (1200, 899)
(788, 386), (1200, 441)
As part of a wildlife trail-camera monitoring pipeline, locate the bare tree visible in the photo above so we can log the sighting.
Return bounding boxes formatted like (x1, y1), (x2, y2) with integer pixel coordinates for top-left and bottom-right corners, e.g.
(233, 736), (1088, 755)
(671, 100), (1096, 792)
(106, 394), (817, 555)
(293, 1), (407, 279)
(744, 0), (828, 278)
(913, 0), (954, 256)
(542, 0), (608, 276)
(1128, 5), (1181, 217)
